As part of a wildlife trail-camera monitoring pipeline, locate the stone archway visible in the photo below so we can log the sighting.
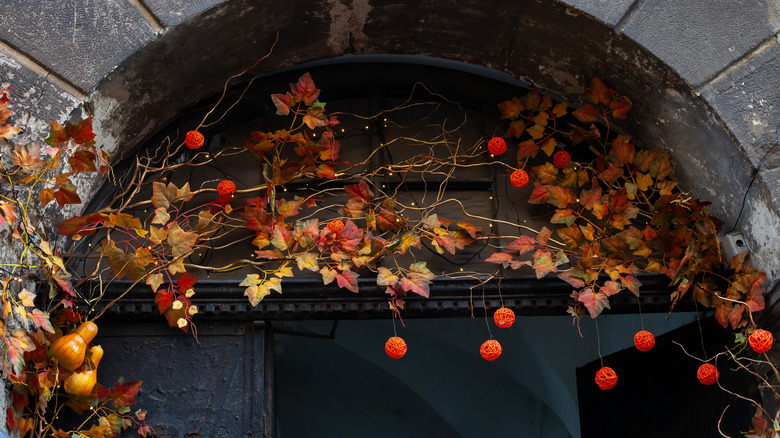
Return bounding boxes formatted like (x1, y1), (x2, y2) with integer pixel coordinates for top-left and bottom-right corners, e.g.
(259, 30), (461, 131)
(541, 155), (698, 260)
(2, 0), (778, 282)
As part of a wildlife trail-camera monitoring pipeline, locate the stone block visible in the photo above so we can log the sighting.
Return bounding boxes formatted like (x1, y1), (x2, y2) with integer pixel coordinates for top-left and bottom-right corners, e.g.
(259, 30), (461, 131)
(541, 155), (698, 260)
(622, 0), (780, 86)
(0, 53), (79, 140)
(561, 0), (634, 25)
(145, 0), (224, 26)
(0, 0), (156, 91)
(700, 42), (780, 168)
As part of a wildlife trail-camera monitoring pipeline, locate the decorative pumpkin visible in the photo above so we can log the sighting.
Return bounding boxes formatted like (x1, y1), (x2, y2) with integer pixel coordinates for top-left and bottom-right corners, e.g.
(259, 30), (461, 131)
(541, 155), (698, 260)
(697, 363), (719, 385)
(749, 328), (773, 354)
(385, 336), (407, 359)
(633, 330), (655, 352)
(487, 137), (507, 156)
(493, 307), (515, 328)
(480, 339), (502, 361)
(64, 345), (103, 397)
(327, 220), (345, 234)
(217, 180), (236, 197)
(185, 130), (204, 149)
(595, 366), (618, 390)
(51, 321), (98, 371)
(553, 150), (571, 169)
(510, 169), (529, 188)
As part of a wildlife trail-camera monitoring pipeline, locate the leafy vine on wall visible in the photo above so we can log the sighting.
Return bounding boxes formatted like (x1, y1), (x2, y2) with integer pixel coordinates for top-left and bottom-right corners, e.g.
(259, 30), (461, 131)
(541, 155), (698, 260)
(0, 72), (775, 437)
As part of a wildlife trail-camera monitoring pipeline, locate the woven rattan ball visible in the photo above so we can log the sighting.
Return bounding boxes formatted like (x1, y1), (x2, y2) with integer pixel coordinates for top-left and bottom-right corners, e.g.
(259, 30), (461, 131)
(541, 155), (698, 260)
(385, 336), (407, 359)
(488, 137), (507, 156)
(749, 329), (774, 354)
(327, 220), (345, 234)
(634, 330), (655, 352)
(217, 180), (236, 197)
(697, 363), (719, 385)
(185, 130), (204, 149)
(553, 150), (571, 169)
(480, 339), (502, 361)
(510, 169), (529, 188)
(493, 307), (515, 328)
(595, 366), (618, 390)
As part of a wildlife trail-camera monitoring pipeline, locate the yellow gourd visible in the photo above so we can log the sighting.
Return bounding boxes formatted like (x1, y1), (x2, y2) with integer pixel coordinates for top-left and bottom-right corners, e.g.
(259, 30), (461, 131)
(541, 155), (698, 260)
(50, 321), (98, 371)
(63, 345), (103, 397)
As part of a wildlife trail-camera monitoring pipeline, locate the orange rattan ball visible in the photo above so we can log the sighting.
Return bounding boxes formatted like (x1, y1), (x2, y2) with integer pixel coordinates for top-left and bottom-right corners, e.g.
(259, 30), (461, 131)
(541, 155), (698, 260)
(697, 363), (719, 385)
(185, 130), (204, 149)
(480, 339), (502, 361)
(487, 137), (507, 156)
(217, 180), (236, 197)
(493, 307), (515, 328)
(327, 220), (345, 234)
(553, 150), (571, 169)
(385, 336), (407, 359)
(510, 169), (529, 188)
(595, 366), (618, 390)
(634, 330), (655, 352)
(749, 329), (774, 354)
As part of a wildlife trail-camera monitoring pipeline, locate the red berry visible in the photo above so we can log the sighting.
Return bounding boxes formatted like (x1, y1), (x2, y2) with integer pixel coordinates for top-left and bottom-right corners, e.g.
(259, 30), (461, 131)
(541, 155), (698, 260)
(595, 366), (618, 390)
(385, 336), (407, 359)
(327, 220), (345, 234)
(510, 169), (529, 188)
(493, 307), (515, 328)
(553, 150), (571, 169)
(487, 137), (507, 155)
(749, 329), (773, 354)
(633, 330), (655, 352)
(217, 180), (236, 197)
(697, 363), (719, 385)
(185, 130), (204, 149)
(480, 339), (502, 361)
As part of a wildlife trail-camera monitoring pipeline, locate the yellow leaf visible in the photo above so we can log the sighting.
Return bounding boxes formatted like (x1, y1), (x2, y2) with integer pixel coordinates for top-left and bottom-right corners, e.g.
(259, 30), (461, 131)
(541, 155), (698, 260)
(146, 273), (164, 292)
(172, 300), (183, 310)
(152, 207), (170, 225)
(150, 226), (167, 245)
(18, 289), (35, 307)
(184, 288), (195, 298)
(177, 318), (188, 328)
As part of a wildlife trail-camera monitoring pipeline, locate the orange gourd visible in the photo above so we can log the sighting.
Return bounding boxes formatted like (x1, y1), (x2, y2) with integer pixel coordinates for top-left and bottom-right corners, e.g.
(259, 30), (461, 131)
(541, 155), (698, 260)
(64, 345), (103, 397)
(51, 321), (98, 371)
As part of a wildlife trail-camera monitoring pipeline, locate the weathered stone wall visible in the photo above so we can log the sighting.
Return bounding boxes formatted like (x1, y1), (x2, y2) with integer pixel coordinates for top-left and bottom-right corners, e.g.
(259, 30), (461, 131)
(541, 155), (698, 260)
(0, 0), (779, 432)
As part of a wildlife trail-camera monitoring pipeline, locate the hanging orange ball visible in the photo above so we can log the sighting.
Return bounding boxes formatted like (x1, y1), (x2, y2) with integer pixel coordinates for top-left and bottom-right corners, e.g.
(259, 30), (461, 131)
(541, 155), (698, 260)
(185, 130), (204, 149)
(634, 330), (655, 352)
(510, 169), (529, 188)
(493, 307), (515, 328)
(327, 220), (345, 234)
(385, 336), (407, 359)
(595, 366), (618, 390)
(217, 180), (236, 197)
(487, 137), (507, 155)
(553, 150), (571, 169)
(697, 363), (719, 385)
(480, 339), (502, 361)
(749, 329), (774, 354)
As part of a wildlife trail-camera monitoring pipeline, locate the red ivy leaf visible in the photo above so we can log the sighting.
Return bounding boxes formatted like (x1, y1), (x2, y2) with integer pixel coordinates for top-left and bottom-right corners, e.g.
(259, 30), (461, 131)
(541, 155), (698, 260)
(610, 95), (632, 119)
(291, 72), (320, 106)
(578, 288), (611, 318)
(271, 92), (295, 115)
(508, 235), (536, 254)
(485, 252), (513, 268)
(68, 149), (97, 172)
(98, 379), (143, 409)
(517, 139), (539, 159)
(54, 184), (82, 206)
(572, 104), (599, 123)
(336, 269), (359, 293)
(344, 181), (374, 202)
(587, 77), (613, 105)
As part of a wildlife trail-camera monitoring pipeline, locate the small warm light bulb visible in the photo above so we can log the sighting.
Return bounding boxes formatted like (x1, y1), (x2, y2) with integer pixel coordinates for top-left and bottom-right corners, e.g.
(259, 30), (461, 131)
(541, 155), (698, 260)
(388, 172), (393, 176)
(489, 196), (493, 200)
(460, 267), (464, 272)
(341, 128), (345, 132)
(411, 202), (415, 206)
(365, 125), (369, 130)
